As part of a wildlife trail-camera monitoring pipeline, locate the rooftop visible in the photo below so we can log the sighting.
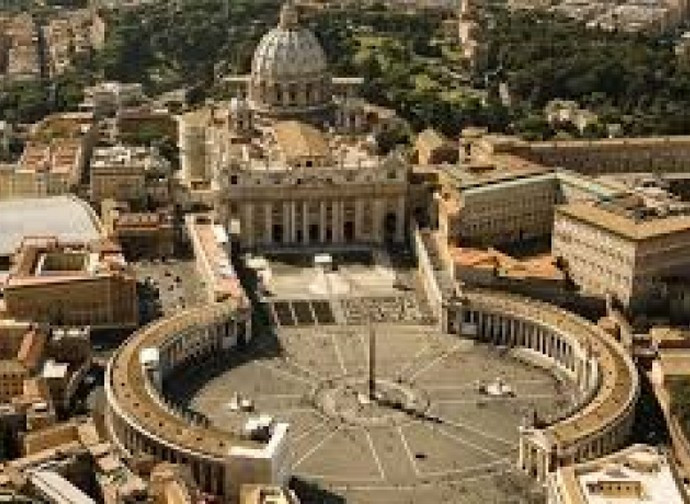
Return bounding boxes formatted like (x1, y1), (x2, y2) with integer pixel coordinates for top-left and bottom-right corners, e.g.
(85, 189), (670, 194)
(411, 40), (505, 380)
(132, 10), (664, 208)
(5, 238), (129, 288)
(556, 197), (690, 241)
(441, 154), (553, 191)
(18, 139), (82, 175)
(91, 144), (161, 170)
(0, 196), (102, 257)
(30, 112), (94, 140)
(416, 128), (454, 152)
(556, 444), (684, 504)
(186, 215), (245, 303)
(452, 247), (565, 282)
(273, 121), (331, 160)
(655, 349), (690, 378)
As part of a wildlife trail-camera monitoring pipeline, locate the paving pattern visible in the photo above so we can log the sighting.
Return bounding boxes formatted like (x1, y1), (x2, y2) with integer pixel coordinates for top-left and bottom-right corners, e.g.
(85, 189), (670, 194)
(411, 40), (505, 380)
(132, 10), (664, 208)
(170, 325), (575, 503)
(340, 295), (433, 325)
(268, 295), (432, 328)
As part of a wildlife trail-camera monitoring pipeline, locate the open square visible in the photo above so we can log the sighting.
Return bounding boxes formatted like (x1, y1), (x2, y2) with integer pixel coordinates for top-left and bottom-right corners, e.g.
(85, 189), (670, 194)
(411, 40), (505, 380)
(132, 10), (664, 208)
(166, 252), (575, 503)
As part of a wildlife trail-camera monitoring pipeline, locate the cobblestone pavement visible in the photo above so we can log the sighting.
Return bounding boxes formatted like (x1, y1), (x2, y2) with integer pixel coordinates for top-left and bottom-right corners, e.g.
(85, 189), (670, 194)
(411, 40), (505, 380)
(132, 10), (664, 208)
(170, 325), (573, 504)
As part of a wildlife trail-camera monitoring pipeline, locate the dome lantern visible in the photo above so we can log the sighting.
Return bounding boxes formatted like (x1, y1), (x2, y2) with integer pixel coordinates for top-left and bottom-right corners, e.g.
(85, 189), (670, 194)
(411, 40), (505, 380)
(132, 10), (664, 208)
(279, 1), (299, 29)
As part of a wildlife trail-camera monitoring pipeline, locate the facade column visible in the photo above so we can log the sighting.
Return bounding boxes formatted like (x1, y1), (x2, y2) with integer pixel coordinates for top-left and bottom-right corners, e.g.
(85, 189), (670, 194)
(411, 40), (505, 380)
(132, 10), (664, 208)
(338, 200), (346, 243)
(355, 199), (364, 241)
(373, 199), (384, 244)
(395, 195), (405, 242)
(302, 200), (309, 245)
(264, 202), (272, 245)
(199, 463), (208, 492)
(282, 201), (290, 244)
(210, 469), (218, 498)
(245, 203), (254, 248)
(332, 200), (342, 244)
(320, 200), (327, 243)
(290, 201), (296, 243)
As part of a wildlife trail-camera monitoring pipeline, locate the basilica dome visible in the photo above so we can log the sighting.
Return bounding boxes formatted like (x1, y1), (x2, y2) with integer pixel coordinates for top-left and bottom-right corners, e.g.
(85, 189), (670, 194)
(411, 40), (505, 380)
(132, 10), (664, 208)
(248, 2), (332, 119)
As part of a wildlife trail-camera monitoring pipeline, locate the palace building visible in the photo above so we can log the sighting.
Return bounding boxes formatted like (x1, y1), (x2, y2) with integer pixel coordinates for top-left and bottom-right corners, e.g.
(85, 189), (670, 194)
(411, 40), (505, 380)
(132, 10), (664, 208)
(553, 193), (690, 311)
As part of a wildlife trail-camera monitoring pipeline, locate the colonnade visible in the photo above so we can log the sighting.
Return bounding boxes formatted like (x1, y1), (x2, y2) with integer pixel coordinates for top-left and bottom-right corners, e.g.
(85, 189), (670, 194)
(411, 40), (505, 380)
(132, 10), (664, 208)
(105, 303), (262, 502)
(110, 414), (227, 496)
(446, 292), (638, 483)
(449, 307), (596, 392)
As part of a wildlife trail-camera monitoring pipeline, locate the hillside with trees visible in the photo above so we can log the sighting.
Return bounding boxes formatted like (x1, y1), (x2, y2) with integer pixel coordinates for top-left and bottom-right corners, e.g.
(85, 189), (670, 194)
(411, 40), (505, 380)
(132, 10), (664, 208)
(5, 1), (690, 140)
(491, 10), (690, 137)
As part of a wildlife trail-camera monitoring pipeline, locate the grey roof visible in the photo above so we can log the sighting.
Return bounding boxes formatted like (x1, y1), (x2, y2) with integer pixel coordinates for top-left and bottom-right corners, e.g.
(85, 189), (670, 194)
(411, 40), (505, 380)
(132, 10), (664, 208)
(0, 195), (102, 256)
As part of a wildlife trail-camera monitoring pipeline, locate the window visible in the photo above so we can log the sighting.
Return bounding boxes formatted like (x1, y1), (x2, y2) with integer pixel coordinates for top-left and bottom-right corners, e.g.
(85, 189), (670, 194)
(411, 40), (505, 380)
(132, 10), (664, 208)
(230, 175), (238, 185)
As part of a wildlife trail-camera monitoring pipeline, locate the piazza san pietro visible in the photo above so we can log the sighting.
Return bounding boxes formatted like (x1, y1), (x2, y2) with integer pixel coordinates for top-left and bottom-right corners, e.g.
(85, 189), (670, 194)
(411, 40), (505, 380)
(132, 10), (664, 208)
(1, 1), (690, 503)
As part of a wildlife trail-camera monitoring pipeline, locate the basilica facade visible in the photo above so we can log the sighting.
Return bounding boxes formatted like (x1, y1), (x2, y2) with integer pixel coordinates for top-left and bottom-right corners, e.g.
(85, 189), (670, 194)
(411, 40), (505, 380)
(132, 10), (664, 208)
(179, 1), (408, 249)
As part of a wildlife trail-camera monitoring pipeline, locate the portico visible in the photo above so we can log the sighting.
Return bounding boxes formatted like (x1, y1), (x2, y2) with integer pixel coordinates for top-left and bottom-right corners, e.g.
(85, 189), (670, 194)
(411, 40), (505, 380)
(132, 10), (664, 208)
(232, 194), (406, 249)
